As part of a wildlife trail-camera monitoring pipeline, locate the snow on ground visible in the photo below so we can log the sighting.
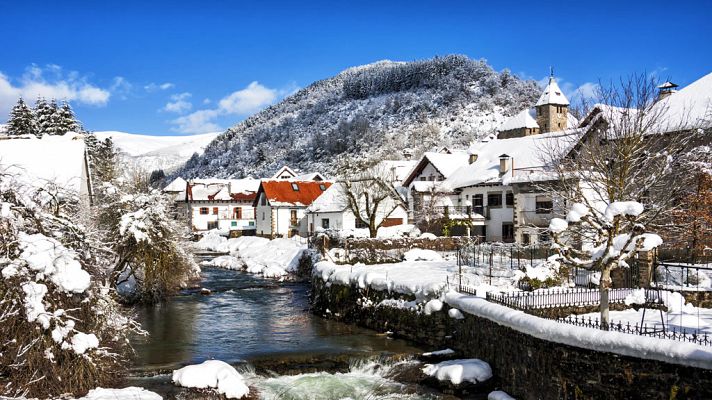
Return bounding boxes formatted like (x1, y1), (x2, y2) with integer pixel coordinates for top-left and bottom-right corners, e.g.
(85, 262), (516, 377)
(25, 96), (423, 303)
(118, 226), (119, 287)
(314, 260), (456, 300)
(325, 224), (421, 239)
(422, 359), (492, 385)
(403, 248), (443, 262)
(79, 387), (162, 400)
(172, 360), (250, 399)
(197, 233), (306, 278)
(445, 291), (712, 369)
(488, 390), (516, 400)
(422, 348), (455, 357)
(572, 290), (712, 335)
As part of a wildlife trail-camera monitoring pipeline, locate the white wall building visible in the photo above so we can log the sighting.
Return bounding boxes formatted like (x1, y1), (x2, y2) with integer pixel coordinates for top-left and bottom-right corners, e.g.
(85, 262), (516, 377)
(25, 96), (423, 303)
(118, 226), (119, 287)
(305, 182), (409, 234)
(254, 180), (332, 238)
(183, 179), (260, 235)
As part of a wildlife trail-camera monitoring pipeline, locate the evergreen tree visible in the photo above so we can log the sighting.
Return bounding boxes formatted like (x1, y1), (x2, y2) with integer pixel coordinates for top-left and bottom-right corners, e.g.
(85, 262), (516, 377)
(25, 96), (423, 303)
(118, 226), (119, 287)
(6, 98), (36, 136)
(46, 99), (62, 135)
(34, 97), (54, 135)
(56, 101), (79, 134)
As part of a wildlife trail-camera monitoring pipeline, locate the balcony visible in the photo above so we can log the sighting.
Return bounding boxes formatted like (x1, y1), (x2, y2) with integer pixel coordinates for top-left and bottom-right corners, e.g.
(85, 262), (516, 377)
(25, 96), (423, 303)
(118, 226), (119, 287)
(430, 206), (488, 222)
(519, 210), (554, 227)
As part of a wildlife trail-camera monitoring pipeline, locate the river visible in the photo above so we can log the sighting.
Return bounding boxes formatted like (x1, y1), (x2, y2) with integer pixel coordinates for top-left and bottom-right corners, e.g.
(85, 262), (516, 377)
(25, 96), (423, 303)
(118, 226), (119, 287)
(128, 267), (450, 399)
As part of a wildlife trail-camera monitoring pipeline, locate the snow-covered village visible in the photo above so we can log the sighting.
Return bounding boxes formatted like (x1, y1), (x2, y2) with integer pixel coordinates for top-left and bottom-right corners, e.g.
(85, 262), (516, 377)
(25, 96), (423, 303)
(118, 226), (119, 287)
(1, 2), (711, 400)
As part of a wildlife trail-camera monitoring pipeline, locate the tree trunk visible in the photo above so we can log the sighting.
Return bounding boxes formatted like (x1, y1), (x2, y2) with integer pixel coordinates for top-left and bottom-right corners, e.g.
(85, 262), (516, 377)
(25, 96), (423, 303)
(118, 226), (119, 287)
(369, 222), (378, 238)
(600, 267), (612, 330)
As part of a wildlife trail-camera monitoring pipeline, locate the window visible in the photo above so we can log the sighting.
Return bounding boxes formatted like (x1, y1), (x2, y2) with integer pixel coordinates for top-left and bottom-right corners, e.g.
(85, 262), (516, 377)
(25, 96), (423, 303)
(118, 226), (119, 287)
(502, 223), (514, 242)
(291, 183), (299, 191)
(212, 207), (218, 215)
(290, 209), (297, 222)
(535, 196), (553, 214)
(522, 233), (531, 245)
(207, 221), (218, 230)
(355, 219), (367, 229)
(321, 219), (330, 229)
(262, 212), (265, 220)
(231, 221), (237, 227)
(319, 184), (326, 191)
(487, 192), (502, 208)
(473, 194), (483, 206)
(234, 207), (242, 219)
(419, 176), (426, 181)
(505, 192), (514, 207)
(199, 207), (209, 215)
(260, 195), (266, 206)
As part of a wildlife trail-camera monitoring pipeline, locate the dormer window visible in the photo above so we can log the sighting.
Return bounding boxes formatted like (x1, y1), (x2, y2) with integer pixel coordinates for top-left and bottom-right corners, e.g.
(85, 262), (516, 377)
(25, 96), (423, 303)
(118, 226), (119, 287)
(319, 184), (326, 191)
(291, 183), (299, 191)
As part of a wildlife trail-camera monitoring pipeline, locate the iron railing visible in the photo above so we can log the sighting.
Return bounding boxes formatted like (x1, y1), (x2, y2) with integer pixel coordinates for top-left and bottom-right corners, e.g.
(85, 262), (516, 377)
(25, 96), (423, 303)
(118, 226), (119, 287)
(482, 288), (658, 310)
(559, 315), (712, 347)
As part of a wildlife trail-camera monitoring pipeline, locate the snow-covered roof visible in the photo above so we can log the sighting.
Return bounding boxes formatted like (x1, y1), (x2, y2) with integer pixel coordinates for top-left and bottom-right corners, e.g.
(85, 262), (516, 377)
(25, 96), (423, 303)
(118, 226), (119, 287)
(652, 71), (712, 132)
(499, 109), (539, 131)
(306, 183), (348, 213)
(186, 178), (260, 201)
(293, 172), (326, 181)
(444, 129), (584, 189)
(163, 177), (187, 192)
(271, 165), (297, 179)
(257, 180), (332, 207)
(536, 77), (570, 106)
(375, 160), (418, 184)
(0, 133), (88, 194)
(403, 151), (470, 186)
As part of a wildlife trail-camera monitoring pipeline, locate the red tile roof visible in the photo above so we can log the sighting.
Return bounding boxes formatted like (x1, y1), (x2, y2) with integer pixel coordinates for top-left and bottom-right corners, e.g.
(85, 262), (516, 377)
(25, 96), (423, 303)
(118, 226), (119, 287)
(256, 180), (332, 207)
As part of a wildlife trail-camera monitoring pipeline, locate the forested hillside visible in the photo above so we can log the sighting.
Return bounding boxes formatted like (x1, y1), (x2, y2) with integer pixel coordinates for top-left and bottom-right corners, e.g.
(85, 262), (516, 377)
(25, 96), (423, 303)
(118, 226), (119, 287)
(179, 55), (541, 178)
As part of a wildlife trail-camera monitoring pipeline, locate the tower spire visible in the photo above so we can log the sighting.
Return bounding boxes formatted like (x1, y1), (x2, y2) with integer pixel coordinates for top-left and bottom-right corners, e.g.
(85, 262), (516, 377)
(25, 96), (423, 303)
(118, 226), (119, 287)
(549, 66), (554, 80)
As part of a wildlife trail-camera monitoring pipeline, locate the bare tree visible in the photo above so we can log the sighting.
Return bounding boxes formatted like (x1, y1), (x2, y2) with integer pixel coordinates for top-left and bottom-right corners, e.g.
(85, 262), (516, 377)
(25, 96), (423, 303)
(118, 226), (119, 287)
(542, 73), (708, 328)
(413, 181), (450, 233)
(340, 162), (406, 238)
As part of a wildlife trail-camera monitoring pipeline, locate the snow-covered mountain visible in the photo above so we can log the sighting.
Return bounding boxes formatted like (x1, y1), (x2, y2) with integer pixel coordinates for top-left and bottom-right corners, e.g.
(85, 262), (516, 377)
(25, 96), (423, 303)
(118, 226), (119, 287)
(94, 131), (219, 172)
(177, 55), (542, 179)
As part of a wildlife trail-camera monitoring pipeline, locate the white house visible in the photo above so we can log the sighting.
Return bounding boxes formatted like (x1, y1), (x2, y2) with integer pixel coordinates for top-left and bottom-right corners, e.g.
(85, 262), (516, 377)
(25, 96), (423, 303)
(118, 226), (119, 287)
(254, 180), (332, 238)
(305, 182), (409, 234)
(271, 165), (326, 181)
(184, 178), (260, 235)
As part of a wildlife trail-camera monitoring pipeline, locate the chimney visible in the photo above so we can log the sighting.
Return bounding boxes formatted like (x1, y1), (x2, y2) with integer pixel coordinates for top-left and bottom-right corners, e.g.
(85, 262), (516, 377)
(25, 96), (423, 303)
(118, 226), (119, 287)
(657, 81), (678, 102)
(469, 153), (478, 164)
(499, 154), (511, 174)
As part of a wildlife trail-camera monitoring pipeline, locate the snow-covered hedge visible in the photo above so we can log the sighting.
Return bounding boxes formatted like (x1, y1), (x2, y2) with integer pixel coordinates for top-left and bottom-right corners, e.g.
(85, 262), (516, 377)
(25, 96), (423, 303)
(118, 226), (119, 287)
(0, 173), (141, 397)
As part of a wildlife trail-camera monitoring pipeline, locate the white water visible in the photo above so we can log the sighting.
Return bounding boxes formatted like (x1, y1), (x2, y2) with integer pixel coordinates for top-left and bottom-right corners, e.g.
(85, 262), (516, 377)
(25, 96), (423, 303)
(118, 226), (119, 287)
(247, 359), (439, 400)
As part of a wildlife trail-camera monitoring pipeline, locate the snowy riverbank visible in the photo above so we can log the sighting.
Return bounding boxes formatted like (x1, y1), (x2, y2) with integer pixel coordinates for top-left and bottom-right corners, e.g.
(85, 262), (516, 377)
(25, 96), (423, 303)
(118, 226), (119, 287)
(195, 232), (309, 278)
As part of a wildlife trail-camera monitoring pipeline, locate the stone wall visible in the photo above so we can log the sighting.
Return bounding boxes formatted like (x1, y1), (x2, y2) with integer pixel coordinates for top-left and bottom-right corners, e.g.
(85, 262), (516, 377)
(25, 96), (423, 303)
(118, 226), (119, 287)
(311, 278), (712, 400)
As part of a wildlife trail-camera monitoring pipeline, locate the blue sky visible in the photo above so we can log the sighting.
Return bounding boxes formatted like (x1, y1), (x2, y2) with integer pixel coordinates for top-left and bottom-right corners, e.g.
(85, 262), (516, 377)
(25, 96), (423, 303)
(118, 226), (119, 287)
(1, 0), (711, 135)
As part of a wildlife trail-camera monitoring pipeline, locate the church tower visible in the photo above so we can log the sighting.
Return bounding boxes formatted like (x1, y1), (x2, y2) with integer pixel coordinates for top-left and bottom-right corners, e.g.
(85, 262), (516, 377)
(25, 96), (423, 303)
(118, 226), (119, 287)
(535, 71), (570, 133)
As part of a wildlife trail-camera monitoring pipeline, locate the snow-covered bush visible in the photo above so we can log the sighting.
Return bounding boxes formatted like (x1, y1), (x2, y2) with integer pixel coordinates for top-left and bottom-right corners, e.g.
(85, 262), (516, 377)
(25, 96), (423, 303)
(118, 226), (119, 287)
(0, 173), (141, 398)
(101, 184), (198, 303)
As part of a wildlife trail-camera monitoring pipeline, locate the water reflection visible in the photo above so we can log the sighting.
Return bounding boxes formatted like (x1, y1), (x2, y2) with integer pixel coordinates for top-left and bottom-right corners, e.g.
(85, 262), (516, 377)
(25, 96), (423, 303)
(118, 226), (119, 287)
(131, 268), (424, 372)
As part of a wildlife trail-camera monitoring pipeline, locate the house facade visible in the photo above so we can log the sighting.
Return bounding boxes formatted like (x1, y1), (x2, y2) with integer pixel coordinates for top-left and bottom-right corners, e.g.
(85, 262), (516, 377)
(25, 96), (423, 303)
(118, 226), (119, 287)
(183, 179), (260, 235)
(305, 182), (409, 234)
(254, 180), (332, 238)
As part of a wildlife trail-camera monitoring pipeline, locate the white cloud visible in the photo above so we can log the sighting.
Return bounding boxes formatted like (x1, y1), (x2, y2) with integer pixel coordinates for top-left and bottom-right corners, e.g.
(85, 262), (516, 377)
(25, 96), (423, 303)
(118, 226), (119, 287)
(110, 76), (133, 100)
(170, 81), (295, 134)
(0, 65), (112, 120)
(218, 81), (277, 114)
(144, 82), (175, 92)
(162, 92), (193, 114)
(171, 109), (221, 133)
(571, 82), (600, 102)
